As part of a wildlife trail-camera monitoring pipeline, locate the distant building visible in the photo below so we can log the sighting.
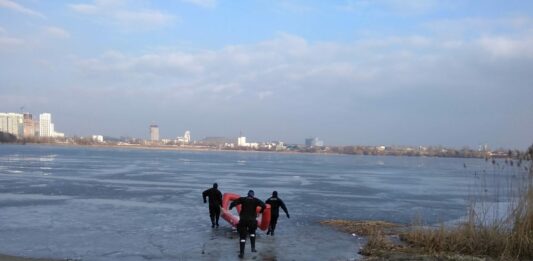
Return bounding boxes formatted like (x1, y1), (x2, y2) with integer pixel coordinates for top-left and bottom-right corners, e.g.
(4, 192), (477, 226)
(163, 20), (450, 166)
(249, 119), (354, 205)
(0, 113), (23, 137)
(150, 124), (159, 141)
(39, 113), (64, 138)
(183, 130), (191, 143)
(176, 130), (191, 144)
(236, 135), (258, 149)
(0, 113), (6, 133)
(237, 136), (247, 146)
(39, 113), (52, 137)
(305, 137), (324, 147)
(23, 113), (34, 137)
(92, 135), (104, 143)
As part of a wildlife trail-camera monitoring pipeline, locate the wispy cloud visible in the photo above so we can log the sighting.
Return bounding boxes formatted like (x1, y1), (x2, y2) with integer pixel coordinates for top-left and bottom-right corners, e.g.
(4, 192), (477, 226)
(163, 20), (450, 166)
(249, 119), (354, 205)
(181, 0), (216, 8)
(43, 26), (70, 38)
(0, 0), (45, 18)
(69, 0), (175, 30)
(340, 0), (441, 15)
(0, 35), (24, 46)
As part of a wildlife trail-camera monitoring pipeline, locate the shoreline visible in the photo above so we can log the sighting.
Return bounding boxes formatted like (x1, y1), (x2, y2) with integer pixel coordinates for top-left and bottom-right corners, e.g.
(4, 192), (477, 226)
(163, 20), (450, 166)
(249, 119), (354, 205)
(1, 142), (512, 161)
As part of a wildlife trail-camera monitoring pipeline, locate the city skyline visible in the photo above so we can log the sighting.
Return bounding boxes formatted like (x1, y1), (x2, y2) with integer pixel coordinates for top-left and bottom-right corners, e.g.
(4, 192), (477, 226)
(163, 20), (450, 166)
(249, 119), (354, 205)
(1, 1), (533, 149)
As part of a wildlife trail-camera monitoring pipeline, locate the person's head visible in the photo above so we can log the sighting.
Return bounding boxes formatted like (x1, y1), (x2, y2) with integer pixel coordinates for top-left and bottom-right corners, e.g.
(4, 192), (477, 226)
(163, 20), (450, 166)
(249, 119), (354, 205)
(247, 190), (255, 197)
(213, 183), (218, 189)
(272, 191), (278, 197)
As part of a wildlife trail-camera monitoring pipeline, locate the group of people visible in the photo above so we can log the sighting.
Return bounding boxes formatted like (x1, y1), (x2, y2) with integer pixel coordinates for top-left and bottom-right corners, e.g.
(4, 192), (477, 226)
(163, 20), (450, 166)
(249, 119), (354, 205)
(202, 183), (290, 258)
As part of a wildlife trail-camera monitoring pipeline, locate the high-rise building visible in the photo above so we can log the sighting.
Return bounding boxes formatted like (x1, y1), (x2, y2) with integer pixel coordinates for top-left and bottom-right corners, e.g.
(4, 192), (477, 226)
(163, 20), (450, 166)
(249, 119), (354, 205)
(39, 113), (52, 137)
(0, 113), (23, 137)
(150, 124), (159, 142)
(23, 113), (34, 137)
(237, 136), (247, 146)
(0, 113), (8, 134)
(305, 137), (324, 147)
(183, 130), (191, 144)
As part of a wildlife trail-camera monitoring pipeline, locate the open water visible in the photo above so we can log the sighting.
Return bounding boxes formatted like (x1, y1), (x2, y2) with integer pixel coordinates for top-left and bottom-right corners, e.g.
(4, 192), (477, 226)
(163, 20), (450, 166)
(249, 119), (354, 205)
(0, 144), (527, 260)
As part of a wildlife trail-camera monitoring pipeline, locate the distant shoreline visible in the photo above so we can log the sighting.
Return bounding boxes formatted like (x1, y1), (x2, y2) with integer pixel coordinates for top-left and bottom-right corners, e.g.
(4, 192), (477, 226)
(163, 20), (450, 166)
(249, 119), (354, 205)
(1, 141), (522, 161)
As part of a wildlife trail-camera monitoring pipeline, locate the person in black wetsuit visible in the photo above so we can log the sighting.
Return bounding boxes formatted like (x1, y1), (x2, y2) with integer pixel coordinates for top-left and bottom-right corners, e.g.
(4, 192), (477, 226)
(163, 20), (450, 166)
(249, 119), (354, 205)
(229, 190), (266, 258)
(202, 183), (222, 228)
(265, 191), (289, 236)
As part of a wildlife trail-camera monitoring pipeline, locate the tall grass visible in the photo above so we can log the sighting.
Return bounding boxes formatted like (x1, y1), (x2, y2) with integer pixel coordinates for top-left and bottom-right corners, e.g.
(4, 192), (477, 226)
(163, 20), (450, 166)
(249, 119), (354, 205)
(399, 145), (533, 260)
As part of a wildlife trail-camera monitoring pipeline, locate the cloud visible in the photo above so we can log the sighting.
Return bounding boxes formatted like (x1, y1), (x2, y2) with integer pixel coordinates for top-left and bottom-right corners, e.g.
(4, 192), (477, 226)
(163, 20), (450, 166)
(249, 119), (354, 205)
(181, 0), (216, 8)
(3, 14), (532, 147)
(73, 28), (533, 103)
(0, 0), (45, 18)
(0, 25), (24, 48)
(43, 26), (70, 38)
(341, 0), (440, 15)
(0, 35), (24, 46)
(69, 0), (174, 30)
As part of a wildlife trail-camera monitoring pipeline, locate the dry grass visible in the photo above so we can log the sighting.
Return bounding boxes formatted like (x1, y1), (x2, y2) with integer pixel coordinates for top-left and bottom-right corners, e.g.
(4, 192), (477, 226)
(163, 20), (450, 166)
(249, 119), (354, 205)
(322, 146), (533, 261)
(399, 148), (533, 260)
(360, 227), (398, 256)
(320, 220), (401, 236)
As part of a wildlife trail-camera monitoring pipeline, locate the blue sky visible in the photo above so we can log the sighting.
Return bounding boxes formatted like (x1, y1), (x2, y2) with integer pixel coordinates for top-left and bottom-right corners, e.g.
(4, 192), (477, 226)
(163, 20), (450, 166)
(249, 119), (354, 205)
(1, 0), (532, 149)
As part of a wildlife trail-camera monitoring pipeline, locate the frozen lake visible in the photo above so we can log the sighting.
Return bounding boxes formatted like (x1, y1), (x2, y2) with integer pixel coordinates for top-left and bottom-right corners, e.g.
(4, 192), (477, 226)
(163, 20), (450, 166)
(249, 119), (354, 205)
(0, 144), (526, 260)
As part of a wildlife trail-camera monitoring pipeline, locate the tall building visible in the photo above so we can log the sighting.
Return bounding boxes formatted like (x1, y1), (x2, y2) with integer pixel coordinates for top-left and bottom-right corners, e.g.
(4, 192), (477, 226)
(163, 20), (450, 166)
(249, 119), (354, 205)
(237, 136), (247, 146)
(150, 124), (159, 142)
(23, 113), (35, 137)
(39, 113), (52, 137)
(183, 130), (191, 144)
(0, 113), (8, 134)
(305, 137), (324, 147)
(0, 113), (23, 137)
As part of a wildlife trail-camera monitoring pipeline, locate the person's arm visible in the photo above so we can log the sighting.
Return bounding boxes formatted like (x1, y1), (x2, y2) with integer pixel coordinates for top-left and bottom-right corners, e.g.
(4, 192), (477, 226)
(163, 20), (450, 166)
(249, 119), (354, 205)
(280, 199), (290, 218)
(229, 198), (242, 209)
(258, 199), (266, 213)
(202, 189), (208, 203)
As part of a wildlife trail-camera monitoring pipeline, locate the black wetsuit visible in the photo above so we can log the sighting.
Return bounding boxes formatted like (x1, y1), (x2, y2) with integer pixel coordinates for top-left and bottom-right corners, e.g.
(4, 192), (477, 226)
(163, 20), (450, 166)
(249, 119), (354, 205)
(229, 196), (266, 257)
(265, 196), (289, 235)
(202, 187), (222, 227)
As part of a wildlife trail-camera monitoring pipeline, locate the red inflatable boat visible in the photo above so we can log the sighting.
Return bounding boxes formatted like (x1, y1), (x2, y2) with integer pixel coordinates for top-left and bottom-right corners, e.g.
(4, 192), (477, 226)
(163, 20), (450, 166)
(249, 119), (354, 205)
(220, 192), (271, 231)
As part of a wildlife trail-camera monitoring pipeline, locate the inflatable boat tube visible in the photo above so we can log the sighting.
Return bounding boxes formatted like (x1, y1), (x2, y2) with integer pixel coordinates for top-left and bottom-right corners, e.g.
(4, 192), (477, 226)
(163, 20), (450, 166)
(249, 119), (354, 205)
(221, 192), (271, 231)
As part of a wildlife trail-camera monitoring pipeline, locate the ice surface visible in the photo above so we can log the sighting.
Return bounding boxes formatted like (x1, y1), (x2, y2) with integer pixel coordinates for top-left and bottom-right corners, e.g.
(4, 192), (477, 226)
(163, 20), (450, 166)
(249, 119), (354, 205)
(0, 144), (527, 260)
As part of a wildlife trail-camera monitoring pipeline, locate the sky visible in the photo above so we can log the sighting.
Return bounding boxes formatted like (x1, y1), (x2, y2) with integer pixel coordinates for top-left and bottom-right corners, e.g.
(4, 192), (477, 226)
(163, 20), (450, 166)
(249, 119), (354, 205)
(0, 0), (532, 149)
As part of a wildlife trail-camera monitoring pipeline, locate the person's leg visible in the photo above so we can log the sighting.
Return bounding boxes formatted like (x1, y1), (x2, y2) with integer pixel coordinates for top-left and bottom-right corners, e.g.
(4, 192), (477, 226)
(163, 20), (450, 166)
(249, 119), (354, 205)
(270, 215), (278, 236)
(237, 222), (247, 258)
(249, 221), (258, 252)
(209, 205), (216, 227)
(214, 206), (221, 227)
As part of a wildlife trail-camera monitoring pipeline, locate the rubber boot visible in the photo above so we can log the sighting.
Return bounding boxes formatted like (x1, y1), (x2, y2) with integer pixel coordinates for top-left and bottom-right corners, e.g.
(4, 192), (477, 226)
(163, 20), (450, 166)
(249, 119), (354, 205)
(250, 234), (257, 252)
(239, 240), (245, 258)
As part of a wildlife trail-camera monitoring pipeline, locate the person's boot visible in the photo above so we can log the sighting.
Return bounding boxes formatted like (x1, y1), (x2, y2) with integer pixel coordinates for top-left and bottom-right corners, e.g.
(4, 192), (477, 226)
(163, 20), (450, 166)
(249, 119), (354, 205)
(266, 229), (271, 235)
(250, 234), (257, 252)
(239, 240), (245, 258)
(271, 229), (274, 236)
